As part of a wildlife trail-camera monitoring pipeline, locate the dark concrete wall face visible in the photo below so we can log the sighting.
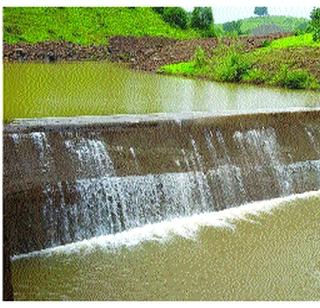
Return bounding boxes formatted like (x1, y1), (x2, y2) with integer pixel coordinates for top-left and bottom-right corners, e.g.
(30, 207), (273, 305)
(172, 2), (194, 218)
(3, 111), (320, 255)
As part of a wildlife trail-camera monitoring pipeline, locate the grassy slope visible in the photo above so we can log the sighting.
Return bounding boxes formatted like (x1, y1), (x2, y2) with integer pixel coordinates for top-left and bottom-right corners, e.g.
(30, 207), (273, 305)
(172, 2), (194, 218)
(3, 7), (200, 45)
(159, 34), (320, 90)
(269, 33), (320, 48)
(217, 15), (309, 35)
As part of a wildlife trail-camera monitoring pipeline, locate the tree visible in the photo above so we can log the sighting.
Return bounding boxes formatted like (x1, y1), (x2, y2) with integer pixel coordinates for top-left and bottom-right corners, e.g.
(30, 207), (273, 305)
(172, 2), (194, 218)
(310, 7), (320, 41)
(162, 7), (189, 29)
(152, 7), (165, 15)
(223, 20), (243, 35)
(191, 7), (214, 31)
(254, 7), (268, 17)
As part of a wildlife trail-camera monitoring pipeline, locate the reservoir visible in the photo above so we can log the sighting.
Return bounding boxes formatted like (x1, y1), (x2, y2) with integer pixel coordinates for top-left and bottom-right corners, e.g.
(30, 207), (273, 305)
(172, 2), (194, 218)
(4, 61), (320, 122)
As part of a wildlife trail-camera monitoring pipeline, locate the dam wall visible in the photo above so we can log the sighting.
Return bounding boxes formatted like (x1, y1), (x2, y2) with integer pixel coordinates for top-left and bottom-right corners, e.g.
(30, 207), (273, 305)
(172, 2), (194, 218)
(3, 111), (320, 255)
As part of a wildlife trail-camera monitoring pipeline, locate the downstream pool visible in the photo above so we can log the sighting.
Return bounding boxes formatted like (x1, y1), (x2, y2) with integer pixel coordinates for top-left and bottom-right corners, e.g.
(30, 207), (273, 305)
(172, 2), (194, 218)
(4, 61), (320, 122)
(12, 193), (320, 300)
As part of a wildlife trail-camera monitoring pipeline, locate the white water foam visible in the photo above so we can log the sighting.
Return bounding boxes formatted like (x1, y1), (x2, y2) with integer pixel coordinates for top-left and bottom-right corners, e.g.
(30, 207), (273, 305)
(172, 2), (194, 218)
(12, 190), (320, 261)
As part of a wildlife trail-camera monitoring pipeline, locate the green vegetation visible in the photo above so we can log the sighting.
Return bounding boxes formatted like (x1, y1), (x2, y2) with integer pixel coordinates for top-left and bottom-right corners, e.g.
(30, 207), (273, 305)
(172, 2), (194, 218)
(272, 65), (318, 89)
(162, 7), (189, 29)
(154, 7), (216, 37)
(268, 33), (320, 48)
(254, 7), (268, 17)
(310, 7), (320, 41)
(160, 62), (199, 76)
(222, 21), (243, 36)
(5, 7), (310, 44)
(210, 45), (250, 82)
(191, 7), (215, 37)
(159, 35), (320, 90)
(4, 7), (320, 91)
(3, 7), (201, 44)
(191, 7), (214, 31)
(218, 16), (310, 36)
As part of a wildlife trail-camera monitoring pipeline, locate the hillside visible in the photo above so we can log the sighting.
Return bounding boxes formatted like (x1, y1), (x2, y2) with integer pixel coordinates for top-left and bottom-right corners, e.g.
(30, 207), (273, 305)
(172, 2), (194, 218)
(218, 15), (309, 35)
(269, 33), (320, 48)
(3, 7), (201, 45)
(159, 34), (320, 90)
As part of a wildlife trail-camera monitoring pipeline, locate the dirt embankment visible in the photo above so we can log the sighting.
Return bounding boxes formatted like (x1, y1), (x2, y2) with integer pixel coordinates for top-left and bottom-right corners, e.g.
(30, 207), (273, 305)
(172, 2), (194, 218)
(3, 41), (110, 63)
(108, 33), (291, 71)
(3, 33), (291, 71)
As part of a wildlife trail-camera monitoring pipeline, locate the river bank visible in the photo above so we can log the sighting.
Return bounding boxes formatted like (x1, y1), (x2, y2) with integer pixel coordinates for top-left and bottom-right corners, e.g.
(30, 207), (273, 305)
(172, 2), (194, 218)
(3, 33), (290, 70)
(159, 35), (320, 91)
(4, 32), (320, 91)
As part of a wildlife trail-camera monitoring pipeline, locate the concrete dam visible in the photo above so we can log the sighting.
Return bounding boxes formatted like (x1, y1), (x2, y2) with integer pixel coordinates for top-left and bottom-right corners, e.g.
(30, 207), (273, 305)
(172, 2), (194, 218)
(3, 110), (320, 256)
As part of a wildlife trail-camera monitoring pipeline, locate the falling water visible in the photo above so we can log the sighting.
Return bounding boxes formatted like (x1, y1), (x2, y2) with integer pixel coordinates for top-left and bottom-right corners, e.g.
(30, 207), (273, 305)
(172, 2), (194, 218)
(41, 130), (320, 248)
(64, 136), (115, 176)
(4, 112), (320, 254)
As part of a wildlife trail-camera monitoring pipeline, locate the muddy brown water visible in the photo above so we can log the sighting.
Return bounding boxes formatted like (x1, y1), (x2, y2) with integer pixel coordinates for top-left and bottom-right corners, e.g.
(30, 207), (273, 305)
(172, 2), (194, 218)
(12, 193), (320, 300)
(4, 61), (320, 123)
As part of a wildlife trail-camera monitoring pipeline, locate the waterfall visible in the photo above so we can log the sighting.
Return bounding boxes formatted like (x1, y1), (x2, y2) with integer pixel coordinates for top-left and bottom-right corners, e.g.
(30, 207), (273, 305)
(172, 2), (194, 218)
(4, 111), (320, 254)
(38, 127), (320, 249)
(64, 136), (115, 176)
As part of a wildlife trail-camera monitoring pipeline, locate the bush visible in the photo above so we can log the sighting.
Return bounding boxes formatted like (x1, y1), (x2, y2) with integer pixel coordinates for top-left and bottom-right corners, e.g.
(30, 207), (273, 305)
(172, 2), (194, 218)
(191, 7), (213, 31)
(212, 44), (251, 82)
(261, 39), (271, 47)
(310, 7), (320, 41)
(193, 46), (207, 68)
(162, 7), (189, 29)
(272, 65), (317, 89)
(243, 68), (268, 84)
(201, 24), (217, 38)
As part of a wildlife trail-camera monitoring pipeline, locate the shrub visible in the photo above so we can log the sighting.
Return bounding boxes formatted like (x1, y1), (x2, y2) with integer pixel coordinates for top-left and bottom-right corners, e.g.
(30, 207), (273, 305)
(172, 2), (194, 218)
(310, 7), (320, 41)
(191, 7), (213, 31)
(272, 65), (317, 89)
(162, 7), (189, 29)
(212, 44), (251, 82)
(243, 68), (268, 84)
(261, 39), (271, 47)
(193, 46), (207, 68)
(201, 24), (217, 38)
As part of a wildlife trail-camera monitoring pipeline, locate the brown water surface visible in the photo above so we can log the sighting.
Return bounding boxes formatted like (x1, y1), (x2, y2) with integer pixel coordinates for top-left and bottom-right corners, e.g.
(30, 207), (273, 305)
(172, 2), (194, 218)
(4, 61), (320, 122)
(12, 194), (320, 300)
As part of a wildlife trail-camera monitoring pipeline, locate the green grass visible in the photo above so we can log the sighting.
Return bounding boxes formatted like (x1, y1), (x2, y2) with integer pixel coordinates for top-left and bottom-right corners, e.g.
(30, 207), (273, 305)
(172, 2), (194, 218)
(159, 40), (320, 90)
(159, 62), (198, 75)
(271, 64), (318, 89)
(3, 7), (201, 45)
(218, 15), (309, 35)
(268, 33), (320, 48)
